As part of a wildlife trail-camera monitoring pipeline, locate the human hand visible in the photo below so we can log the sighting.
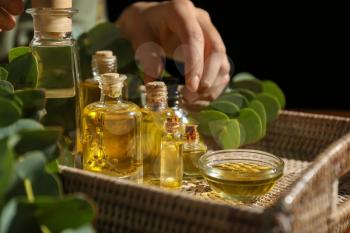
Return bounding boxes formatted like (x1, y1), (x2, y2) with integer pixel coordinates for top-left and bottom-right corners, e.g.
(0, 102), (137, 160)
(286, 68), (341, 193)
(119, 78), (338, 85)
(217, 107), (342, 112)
(0, 0), (24, 32)
(116, 0), (231, 107)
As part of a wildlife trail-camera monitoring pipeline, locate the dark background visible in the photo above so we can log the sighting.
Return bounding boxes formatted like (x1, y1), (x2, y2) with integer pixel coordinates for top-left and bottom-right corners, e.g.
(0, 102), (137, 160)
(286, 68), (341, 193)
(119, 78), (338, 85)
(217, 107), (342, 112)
(107, 1), (348, 110)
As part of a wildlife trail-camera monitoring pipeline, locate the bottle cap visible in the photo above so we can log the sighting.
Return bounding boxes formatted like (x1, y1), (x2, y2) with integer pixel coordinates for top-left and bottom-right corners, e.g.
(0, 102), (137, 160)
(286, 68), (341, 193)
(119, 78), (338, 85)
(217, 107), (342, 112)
(92, 51), (117, 75)
(145, 81), (168, 105)
(31, 0), (72, 8)
(100, 73), (126, 98)
(165, 116), (180, 133)
(185, 125), (199, 141)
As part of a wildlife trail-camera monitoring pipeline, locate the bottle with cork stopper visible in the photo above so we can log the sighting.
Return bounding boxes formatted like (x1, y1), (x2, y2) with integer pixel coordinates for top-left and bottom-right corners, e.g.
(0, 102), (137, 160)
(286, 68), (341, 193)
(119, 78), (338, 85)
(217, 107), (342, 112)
(82, 73), (142, 182)
(160, 116), (183, 189)
(141, 81), (175, 185)
(80, 50), (118, 110)
(182, 125), (207, 177)
(27, 0), (81, 154)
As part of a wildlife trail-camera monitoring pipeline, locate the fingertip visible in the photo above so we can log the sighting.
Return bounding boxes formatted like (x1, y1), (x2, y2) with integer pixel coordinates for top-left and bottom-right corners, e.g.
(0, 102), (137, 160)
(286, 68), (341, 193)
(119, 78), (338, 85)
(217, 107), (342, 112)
(187, 75), (200, 92)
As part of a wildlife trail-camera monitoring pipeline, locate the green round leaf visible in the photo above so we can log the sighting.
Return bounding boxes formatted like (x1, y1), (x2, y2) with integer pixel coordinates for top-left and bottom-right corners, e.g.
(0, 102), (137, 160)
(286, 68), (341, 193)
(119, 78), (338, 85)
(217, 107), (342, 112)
(7, 53), (38, 89)
(15, 89), (46, 118)
(9, 47), (31, 62)
(256, 93), (281, 124)
(236, 88), (256, 101)
(237, 108), (263, 144)
(232, 79), (263, 93)
(0, 80), (14, 93)
(209, 119), (240, 149)
(197, 110), (229, 136)
(248, 100), (267, 136)
(0, 97), (21, 127)
(0, 66), (8, 80)
(208, 100), (239, 118)
(262, 80), (286, 109)
(239, 123), (246, 146)
(232, 72), (257, 82)
(217, 93), (249, 108)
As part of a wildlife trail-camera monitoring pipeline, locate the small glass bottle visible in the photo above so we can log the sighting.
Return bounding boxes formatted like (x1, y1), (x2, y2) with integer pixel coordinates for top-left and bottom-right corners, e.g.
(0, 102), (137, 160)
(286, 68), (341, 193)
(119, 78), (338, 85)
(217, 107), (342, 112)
(160, 116), (183, 189)
(80, 50), (117, 110)
(27, 0), (81, 153)
(168, 84), (190, 133)
(82, 73), (142, 182)
(141, 82), (174, 185)
(183, 125), (207, 177)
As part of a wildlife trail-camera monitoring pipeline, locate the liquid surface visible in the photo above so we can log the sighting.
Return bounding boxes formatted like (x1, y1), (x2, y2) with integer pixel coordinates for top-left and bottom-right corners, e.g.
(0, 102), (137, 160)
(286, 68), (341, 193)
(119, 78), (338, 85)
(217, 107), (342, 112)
(82, 101), (142, 181)
(203, 162), (281, 202)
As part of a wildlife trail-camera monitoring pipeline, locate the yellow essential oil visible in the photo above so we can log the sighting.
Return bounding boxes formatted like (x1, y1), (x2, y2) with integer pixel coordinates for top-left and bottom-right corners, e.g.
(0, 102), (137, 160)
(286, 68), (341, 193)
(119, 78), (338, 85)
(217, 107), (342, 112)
(141, 82), (174, 185)
(160, 116), (183, 189)
(82, 73), (142, 182)
(182, 125), (207, 177)
(202, 162), (282, 202)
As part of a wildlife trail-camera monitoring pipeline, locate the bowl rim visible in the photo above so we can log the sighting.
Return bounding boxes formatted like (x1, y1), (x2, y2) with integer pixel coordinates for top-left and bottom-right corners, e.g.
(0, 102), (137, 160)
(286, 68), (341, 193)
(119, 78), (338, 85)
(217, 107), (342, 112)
(198, 149), (285, 179)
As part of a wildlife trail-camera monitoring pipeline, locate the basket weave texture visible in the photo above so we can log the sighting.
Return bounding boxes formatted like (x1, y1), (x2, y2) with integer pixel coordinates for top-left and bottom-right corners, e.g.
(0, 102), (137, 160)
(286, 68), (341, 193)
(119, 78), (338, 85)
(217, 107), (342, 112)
(61, 111), (350, 233)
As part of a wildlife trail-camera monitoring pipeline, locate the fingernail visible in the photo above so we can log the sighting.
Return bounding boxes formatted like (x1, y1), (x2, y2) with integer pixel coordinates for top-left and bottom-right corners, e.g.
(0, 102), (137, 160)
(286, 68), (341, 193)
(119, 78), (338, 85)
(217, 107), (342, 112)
(188, 75), (200, 92)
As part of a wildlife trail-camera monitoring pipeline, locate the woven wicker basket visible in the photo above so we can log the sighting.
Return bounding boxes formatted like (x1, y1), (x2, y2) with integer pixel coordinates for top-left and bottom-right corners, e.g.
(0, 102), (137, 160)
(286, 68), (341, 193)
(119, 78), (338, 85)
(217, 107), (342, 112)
(61, 111), (350, 233)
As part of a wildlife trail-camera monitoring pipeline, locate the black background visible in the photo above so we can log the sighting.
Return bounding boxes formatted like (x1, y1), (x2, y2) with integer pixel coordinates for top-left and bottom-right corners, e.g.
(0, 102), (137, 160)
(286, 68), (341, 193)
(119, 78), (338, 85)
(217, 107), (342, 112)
(107, 1), (348, 109)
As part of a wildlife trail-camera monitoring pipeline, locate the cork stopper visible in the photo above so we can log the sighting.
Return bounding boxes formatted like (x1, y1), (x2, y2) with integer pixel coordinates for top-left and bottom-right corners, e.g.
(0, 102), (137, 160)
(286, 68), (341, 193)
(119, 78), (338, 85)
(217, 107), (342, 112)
(185, 125), (200, 142)
(100, 73), (126, 98)
(92, 51), (117, 76)
(165, 116), (180, 133)
(145, 81), (168, 106)
(32, 0), (72, 8)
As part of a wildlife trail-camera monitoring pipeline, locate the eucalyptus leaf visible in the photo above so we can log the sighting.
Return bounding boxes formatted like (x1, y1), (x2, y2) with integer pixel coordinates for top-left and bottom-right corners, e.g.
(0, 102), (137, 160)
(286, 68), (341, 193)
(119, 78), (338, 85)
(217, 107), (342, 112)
(256, 93), (281, 124)
(208, 100), (239, 118)
(209, 119), (240, 149)
(237, 108), (263, 144)
(197, 110), (229, 136)
(0, 198), (40, 233)
(239, 123), (246, 146)
(85, 22), (120, 54)
(248, 100), (267, 135)
(232, 72), (257, 82)
(236, 89), (256, 101)
(7, 52), (38, 89)
(15, 129), (61, 159)
(0, 66), (8, 80)
(0, 97), (22, 127)
(9, 47), (31, 62)
(15, 89), (46, 118)
(0, 119), (43, 140)
(60, 225), (95, 233)
(35, 195), (95, 233)
(0, 138), (16, 198)
(262, 80), (286, 109)
(0, 80), (14, 93)
(217, 93), (248, 108)
(232, 79), (263, 93)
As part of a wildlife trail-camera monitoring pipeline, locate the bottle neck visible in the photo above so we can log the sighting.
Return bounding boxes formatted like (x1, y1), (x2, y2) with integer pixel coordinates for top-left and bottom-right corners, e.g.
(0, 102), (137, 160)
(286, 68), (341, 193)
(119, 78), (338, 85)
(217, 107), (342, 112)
(145, 101), (168, 111)
(100, 92), (122, 103)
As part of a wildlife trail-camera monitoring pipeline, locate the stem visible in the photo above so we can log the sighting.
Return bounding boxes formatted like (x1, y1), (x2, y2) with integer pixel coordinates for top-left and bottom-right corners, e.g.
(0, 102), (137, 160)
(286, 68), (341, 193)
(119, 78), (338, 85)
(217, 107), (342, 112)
(24, 178), (34, 202)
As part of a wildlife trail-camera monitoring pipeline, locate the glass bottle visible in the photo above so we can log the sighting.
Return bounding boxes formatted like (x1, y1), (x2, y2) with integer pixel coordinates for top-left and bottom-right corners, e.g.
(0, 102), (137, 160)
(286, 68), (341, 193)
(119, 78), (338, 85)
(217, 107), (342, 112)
(160, 116), (183, 189)
(183, 125), (207, 177)
(27, 3), (81, 151)
(80, 50), (117, 110)
(168, 84), (190, 133)
(141, 81), (174, 185)
(82, 73), (142, 182)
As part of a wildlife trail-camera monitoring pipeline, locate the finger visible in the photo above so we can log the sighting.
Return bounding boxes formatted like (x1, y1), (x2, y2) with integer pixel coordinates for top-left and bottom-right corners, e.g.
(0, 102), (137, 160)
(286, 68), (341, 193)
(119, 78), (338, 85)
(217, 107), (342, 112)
(198, 73), (230, 101)
(161, 0), (205, 92)
(0, 8), (16, 31)
(199, 52), (224, 90)
(0, 0), (24, 15)
(182, 86), (200, 103)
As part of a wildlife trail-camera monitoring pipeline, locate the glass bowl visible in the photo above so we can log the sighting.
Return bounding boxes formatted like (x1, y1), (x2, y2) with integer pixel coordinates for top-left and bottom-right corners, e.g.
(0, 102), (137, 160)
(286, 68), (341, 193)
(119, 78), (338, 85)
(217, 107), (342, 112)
(198, 149), (284, 203)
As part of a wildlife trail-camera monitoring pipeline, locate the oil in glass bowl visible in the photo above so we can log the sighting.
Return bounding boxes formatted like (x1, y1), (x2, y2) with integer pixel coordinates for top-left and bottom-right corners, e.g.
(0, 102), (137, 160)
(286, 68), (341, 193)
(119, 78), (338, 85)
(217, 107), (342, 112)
(198, 149), (284, 203)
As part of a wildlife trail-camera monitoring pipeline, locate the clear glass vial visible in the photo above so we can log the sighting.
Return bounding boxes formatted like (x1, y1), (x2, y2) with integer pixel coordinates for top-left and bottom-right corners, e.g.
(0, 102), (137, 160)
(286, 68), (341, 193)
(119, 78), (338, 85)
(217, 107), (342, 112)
(82, 73), (142, 182)
(160, 116), (183, 189)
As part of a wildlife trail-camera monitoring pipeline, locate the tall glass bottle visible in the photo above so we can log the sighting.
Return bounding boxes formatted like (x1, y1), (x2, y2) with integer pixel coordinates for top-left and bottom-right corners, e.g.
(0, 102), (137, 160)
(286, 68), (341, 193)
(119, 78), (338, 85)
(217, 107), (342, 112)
(27, 1), (80, 150)
(82, 73), (142, 182)
(141, 81), (173, 185)
(160, 116), (183, 189)
(80, 50), (117, 110)
(183, 125), (207, 177)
